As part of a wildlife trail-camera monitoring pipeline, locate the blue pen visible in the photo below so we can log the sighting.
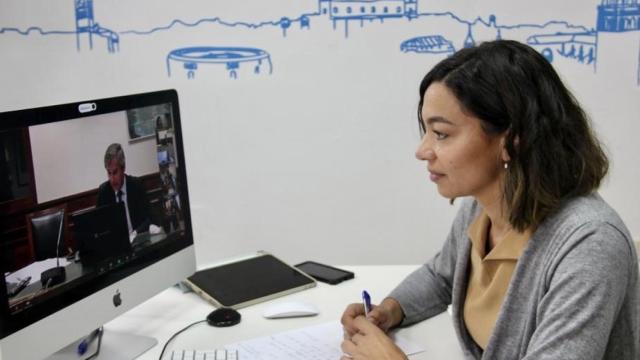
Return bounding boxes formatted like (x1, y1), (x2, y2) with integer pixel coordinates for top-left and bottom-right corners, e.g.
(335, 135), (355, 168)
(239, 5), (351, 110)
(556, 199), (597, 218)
(362, 290), (372, 317)
(77, 327), (102, 355)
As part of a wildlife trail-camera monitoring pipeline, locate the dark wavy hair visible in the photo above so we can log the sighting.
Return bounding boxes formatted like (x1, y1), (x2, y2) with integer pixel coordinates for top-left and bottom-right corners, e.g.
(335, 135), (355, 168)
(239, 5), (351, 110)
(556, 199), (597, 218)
(418, 40), (609, 231)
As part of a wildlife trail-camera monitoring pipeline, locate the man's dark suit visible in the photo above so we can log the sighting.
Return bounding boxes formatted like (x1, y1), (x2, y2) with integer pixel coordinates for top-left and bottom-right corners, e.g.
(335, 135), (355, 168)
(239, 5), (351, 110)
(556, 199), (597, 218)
(96, 175), (152, 233)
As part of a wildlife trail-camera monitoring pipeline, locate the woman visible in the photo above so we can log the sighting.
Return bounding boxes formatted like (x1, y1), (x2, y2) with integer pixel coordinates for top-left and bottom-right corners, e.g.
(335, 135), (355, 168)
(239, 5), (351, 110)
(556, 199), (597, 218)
(341, 40), (639, 359)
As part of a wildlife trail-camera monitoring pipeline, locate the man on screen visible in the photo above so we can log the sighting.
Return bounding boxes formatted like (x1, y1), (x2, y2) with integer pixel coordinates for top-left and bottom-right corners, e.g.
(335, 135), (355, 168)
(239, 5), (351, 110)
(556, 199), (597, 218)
(96, 143), (151, 235)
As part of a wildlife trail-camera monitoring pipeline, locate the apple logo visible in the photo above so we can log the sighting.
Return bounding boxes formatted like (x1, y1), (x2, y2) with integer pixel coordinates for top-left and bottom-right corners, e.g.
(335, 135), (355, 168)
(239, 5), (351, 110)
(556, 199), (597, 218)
(113, 289), (122, 307)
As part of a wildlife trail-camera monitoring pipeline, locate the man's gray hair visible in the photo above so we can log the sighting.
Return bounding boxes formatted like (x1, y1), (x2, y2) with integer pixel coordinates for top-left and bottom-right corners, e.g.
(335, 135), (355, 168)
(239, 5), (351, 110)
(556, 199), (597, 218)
(104, 143), (126, 169)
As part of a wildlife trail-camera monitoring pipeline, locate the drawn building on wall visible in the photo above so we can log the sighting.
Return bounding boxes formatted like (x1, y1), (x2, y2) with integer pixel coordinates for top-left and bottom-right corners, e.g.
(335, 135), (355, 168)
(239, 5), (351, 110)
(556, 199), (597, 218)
(527, 32), (597, 64)
(597, 0), (640, 32)
(400, 35), (455, 54)
(319, 0), (418, 20)
(594, 0), (640, 84)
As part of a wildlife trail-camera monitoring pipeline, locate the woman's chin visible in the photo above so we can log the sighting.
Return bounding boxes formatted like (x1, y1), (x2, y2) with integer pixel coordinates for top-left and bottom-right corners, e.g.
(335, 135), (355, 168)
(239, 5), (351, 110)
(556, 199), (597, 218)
(436, 186), (460, 200)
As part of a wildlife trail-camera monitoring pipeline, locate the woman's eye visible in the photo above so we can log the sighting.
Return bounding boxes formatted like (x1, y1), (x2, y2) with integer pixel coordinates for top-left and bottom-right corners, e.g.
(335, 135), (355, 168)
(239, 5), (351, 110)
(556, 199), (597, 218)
(433, 130), (448, 140)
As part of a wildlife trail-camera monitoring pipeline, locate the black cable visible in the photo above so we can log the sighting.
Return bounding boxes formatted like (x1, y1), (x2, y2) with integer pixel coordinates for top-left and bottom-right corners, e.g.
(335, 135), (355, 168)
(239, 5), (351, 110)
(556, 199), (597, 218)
(85, 326), (104, 360)
(158, 320), (207, 360)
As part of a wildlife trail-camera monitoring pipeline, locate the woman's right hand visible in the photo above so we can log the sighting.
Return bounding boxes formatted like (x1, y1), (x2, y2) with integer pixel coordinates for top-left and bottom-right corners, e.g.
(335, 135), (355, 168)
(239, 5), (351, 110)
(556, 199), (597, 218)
(341, 297), (404, 339)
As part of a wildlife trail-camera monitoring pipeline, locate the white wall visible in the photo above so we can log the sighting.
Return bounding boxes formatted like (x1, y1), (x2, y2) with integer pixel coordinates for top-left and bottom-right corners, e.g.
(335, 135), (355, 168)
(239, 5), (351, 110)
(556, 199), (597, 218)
(1, 0), (638, 266)
(29, 111), (157, 203)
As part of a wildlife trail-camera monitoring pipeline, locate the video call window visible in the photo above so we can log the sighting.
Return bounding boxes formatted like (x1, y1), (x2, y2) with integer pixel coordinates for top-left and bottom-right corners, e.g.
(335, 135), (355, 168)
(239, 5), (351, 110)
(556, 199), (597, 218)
(2, 102), (186, 316)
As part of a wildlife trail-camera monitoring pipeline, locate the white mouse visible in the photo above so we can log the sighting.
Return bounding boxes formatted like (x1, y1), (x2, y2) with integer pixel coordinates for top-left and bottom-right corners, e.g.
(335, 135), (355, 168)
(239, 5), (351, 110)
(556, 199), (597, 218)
(262, 301), (319, 319)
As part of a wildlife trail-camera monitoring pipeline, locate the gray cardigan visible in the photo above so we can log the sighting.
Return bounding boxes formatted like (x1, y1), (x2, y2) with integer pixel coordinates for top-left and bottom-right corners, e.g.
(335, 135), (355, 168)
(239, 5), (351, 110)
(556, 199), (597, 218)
(389, 194), (639, 359)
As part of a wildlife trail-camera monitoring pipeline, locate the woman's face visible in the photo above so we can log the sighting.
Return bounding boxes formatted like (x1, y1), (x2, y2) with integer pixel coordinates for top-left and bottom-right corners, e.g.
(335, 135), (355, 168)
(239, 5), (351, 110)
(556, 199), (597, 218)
(416, 82), (506, 203)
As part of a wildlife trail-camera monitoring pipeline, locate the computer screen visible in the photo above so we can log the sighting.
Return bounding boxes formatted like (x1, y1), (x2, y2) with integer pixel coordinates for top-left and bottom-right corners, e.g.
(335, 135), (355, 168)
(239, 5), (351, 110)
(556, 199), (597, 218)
(0, 90), (196, 360)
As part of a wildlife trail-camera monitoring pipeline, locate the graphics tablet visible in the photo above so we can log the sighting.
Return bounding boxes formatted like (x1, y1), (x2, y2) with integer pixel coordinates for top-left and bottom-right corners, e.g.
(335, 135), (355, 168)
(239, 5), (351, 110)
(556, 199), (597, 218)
(185, 252), (316, 309)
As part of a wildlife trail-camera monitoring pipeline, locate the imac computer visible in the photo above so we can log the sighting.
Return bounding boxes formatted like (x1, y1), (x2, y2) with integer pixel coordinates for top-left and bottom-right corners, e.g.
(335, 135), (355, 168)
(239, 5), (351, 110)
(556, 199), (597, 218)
(0, 90), (196, 359)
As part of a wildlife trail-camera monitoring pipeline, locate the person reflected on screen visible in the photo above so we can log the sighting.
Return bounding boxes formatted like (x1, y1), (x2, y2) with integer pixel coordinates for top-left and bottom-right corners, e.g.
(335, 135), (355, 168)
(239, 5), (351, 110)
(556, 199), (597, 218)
(340, 40), (639, 359)
(96, 143), (151, 236)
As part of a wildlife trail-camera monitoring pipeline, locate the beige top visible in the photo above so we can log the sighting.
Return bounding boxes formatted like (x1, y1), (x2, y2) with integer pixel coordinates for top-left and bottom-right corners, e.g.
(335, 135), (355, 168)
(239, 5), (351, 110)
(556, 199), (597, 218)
(463, 211), (531, 350)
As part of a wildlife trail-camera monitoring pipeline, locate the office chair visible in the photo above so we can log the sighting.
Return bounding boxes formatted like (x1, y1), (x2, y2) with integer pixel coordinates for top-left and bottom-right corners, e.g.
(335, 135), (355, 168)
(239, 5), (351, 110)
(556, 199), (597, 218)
(25, 205), (67, 262)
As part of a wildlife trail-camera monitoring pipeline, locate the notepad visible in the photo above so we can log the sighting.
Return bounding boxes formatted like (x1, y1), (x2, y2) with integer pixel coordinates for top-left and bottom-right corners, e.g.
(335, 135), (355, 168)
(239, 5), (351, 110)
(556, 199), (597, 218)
(224, 321), (425, 359)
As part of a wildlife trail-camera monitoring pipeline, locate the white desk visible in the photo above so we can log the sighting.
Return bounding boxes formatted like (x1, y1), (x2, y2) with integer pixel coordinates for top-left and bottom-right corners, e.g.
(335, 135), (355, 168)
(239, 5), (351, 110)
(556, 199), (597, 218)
(106, 265), (464, 359)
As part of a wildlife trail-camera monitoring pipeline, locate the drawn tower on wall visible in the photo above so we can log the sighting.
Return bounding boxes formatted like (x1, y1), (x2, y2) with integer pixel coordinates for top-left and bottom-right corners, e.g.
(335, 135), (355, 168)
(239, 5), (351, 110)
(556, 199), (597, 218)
(595, 0), (640, 84)
(74, 0), (95, 50)
(74, 0), (119, 53)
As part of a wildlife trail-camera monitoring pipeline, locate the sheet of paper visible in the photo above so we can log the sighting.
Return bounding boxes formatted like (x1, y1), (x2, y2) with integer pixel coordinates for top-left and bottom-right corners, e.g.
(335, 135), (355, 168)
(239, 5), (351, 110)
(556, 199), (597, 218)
(225, 321), (425, 360)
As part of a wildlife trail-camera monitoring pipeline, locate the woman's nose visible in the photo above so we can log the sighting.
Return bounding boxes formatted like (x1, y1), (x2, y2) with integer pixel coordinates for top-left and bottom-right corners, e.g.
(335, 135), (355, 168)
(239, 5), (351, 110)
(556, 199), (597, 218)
(415, 135), (435, 161)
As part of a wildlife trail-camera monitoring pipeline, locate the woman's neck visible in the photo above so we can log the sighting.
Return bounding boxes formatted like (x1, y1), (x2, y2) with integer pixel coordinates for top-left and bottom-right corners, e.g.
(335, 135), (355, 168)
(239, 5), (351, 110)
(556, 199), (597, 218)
(476, 191), (512, 249)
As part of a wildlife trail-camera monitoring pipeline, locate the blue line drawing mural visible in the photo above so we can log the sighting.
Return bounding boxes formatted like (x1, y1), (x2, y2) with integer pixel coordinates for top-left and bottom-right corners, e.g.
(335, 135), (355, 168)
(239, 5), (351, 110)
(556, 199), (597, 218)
(400, 35), (455, 55)
(394, 11), (595, 65)
(166, 47), (273, 80)
(1, 0), (639, 84)
(74, 0), (119, 53)
(390, 1), (637, 85)
(527, 32), (597, 64)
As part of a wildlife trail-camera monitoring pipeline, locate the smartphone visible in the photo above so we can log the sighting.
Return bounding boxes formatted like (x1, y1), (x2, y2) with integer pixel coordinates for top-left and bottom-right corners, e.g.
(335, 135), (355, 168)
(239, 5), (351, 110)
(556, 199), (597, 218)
(294, 261), (354, 285)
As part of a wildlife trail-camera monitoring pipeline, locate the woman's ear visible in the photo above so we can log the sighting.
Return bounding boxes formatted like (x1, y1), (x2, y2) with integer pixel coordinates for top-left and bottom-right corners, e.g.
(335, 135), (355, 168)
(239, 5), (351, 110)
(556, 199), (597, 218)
(500, 135), (519, 163)
(501, 147), (510, 163)
(500, 136), (511, 163)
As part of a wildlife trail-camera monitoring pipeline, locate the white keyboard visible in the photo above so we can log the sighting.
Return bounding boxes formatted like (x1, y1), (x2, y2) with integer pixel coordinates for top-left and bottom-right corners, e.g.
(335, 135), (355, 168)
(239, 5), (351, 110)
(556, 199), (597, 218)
(170, 349), (239, 360)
